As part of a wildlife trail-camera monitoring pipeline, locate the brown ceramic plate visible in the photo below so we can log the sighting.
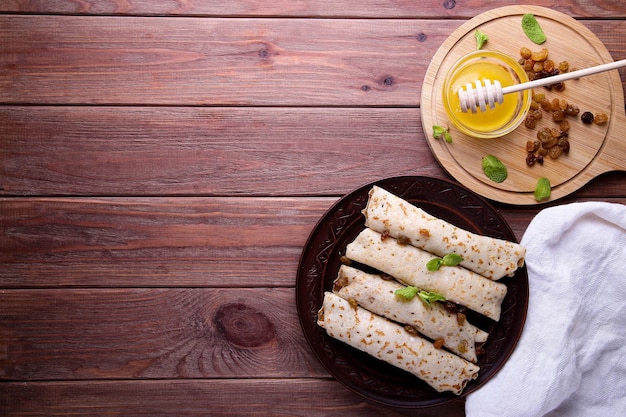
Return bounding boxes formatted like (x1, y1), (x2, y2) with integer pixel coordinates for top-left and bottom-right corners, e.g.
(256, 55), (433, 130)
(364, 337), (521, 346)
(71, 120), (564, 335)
(296, 176), (528, 408)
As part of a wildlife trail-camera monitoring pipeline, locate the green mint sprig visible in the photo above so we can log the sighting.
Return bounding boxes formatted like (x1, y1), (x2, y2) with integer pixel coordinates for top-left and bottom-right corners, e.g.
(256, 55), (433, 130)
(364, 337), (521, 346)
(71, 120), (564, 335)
(426, 253), (464, 271)
(522, 14), (547, 45)
(395, 286), (447, 305)
(482, 154), (508, 183)
(433, 125), (453, 143)
(534, 177), (551, 202)
(474, 29), (489, 50)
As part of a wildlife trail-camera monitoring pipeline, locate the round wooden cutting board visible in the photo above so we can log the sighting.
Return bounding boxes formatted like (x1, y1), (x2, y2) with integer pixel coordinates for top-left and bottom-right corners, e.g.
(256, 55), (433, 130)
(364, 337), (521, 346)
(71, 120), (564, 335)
(421, 5), (625, 205)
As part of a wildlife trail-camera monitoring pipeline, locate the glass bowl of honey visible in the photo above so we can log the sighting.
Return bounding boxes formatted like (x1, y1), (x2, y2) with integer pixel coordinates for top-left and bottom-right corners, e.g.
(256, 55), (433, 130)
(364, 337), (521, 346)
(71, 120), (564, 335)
(442, 50), (531, 139)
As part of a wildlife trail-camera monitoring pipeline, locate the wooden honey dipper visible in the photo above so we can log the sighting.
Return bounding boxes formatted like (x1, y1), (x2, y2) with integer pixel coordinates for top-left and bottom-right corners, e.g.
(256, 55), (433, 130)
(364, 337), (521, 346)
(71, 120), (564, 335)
(457, 58), (626, 113)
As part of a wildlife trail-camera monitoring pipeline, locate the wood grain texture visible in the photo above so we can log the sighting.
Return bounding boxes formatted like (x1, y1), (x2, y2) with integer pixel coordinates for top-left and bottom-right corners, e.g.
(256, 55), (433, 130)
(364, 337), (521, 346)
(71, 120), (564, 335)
(1, 0), (625, 18)
(0, 16), (448, 106)
(2, 107), (624, 198)
(1, 16), (624, 106)
(3, 194), (625, 288)
(0, 106), (436, 196)
(0, 380), (465, 417)
(0, 288), (325, 380)
(0, 197), (333, 287)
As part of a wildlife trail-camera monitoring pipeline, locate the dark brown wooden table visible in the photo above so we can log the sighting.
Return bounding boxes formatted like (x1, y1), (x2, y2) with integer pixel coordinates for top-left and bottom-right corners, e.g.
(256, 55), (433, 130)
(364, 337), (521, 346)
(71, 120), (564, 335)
(1, 2), (624, 416)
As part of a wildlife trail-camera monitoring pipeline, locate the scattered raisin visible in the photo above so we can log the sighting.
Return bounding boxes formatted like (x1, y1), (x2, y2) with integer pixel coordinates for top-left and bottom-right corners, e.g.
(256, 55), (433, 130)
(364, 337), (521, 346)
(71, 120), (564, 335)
(531, 48), (548, 61)
(557, 137), (570, 153)
(541, 98), (553, 111)
(581, 111), (594, 124)
(526, 140), (539, 152)
(565, 104), (580, 116)
(552, 109), (565, 122)
(526, 153), (537, 166)
(593, 113), (609, 125)
(524, 114), (537, 129)
(548, 146), (563, 159)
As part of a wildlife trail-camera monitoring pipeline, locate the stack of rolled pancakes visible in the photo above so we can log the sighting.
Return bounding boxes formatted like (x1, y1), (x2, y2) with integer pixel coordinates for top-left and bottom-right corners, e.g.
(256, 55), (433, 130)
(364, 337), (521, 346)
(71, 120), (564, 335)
(317, 186), (526, 395)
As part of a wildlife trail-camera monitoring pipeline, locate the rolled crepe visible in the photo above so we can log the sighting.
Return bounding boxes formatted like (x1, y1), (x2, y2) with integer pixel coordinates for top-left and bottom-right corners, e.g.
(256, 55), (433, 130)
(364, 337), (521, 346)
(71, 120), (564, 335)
(317, 292), (480, 395)
(345, 228), (507, 321)
(333, 264), (488, 362)
(362, 186), (526, 280)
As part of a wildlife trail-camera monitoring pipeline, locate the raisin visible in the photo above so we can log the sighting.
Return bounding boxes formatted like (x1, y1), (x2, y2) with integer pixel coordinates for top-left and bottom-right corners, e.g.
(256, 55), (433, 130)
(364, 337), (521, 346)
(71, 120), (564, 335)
(565, 104), (580, 116)
(593, 113), (609, 125)
(548, 146), (563, 159)
(524, 114), (537, 129)
(537, 127), (552, 143)
(526, 140), (539, 152)
(552, 109), (565, 122)
(581, 111), (594, 124)
(531, 48), (548, 61)
(541, 98), (553, 111)
(520, 47), (532, 59)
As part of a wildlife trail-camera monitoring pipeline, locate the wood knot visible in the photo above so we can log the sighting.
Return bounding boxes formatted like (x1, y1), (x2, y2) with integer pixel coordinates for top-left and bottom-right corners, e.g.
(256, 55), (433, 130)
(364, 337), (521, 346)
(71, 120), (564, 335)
(213, 303), (275, 348)
(416, 32), (428, 42)
(443, 0), (456, 9)
(382, 76), (394, 86)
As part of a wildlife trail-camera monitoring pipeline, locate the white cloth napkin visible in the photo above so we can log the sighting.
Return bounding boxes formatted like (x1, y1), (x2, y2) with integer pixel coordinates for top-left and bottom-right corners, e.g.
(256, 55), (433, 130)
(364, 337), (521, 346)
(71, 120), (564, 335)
(465, 201), (626, 417)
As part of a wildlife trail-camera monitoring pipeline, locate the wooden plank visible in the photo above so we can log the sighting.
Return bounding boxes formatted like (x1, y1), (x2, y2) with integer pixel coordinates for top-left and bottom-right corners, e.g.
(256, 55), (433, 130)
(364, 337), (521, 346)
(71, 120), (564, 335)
(1, 16), (624, 106)
(2, 106), (624, 198)
(3, 195), (625, 288)
(1, 0), (624, 19)
(0, 379), (465, 417)
(0, 16), (451, 106)
(0, 106), (439, 196)
(0, 288), (326, 380)
(0, 197), (334, 287)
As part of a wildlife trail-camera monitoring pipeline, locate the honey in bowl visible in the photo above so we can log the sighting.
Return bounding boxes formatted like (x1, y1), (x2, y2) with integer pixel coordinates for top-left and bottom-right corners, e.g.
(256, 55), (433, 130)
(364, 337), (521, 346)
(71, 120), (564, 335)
(443, 51), (531, 139)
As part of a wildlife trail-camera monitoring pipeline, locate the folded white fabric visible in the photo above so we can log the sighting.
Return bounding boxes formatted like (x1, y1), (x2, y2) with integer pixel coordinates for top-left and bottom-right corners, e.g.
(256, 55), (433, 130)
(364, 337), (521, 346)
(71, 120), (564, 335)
(466, 201), (626, 417)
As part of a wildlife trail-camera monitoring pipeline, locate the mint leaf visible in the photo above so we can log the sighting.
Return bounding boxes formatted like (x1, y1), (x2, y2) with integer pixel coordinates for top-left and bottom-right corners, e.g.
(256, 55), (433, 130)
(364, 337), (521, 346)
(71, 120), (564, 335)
(395, 286), (419, 300)
(442, 253), (463, 266)
(474, 29), (488, 50)
(482, 154), (508, 183)
(426, 258), (443, 271)
(534, 177), (551, 201)
(433, 125), (445, 139)
(418, 290), (447, 305)
(433, 125), (453, 143)
(522, 13), (547, 45)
